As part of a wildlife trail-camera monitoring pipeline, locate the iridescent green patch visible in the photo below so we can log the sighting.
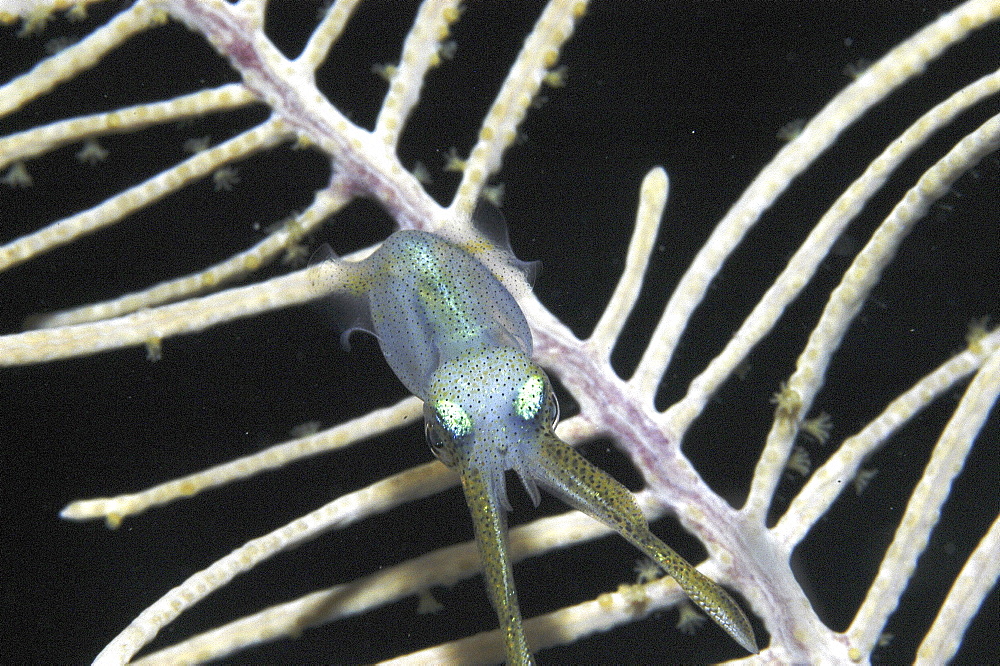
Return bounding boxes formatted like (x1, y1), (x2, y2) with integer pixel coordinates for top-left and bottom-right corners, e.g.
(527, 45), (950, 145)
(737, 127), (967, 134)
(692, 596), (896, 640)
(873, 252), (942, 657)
(514, 375), (545, 420)
(434, 399), (472, 437)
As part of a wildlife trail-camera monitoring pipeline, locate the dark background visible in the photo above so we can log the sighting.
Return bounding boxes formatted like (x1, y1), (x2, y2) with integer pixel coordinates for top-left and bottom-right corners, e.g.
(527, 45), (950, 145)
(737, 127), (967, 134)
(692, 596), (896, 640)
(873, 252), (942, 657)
(1, 1), (997, 663)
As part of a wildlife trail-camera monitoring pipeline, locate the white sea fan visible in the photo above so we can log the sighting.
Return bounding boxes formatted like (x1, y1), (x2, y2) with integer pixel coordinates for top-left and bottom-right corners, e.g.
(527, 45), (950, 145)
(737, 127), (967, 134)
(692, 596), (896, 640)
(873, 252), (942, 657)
(1, 1), (997, 663)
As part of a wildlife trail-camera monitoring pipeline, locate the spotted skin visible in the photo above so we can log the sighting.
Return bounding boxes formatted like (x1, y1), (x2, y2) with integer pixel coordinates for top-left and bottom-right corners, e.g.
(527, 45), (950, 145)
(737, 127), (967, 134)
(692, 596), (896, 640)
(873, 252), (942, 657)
(325, 229), (757, 663)
(335, 230), (531, 398)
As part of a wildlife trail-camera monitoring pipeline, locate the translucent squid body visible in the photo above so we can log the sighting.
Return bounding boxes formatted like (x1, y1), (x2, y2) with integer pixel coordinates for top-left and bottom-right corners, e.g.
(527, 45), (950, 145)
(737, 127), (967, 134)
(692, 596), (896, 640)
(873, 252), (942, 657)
(319, 223), (757, 664)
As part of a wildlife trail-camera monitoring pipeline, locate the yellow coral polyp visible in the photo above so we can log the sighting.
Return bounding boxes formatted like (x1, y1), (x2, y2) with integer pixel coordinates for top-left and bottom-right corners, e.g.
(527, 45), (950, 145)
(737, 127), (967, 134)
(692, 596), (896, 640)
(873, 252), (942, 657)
(443, 147), (466, 172)
(771, 381), (803, 418)
(105, 513), (124, 529)
(802, 411), (833, 444)
(543, 65), (568, 88)
(965, 315), (990, 354)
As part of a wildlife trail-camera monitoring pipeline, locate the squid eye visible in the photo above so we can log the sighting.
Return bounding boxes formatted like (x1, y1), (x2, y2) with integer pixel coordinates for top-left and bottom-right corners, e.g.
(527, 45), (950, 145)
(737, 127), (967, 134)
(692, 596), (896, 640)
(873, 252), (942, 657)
(425, 421), (457, 468)
(425, 421), (446, 455)
(546, 389), (560, 427)
(423, 402), (464, 467)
